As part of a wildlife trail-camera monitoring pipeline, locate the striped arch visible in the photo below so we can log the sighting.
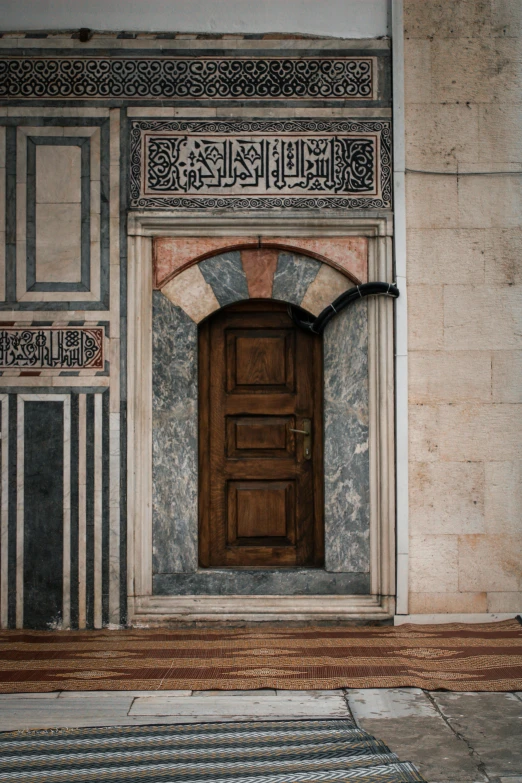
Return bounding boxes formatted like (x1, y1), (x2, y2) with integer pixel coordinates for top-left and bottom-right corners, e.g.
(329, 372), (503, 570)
(153, 238), (368, 324)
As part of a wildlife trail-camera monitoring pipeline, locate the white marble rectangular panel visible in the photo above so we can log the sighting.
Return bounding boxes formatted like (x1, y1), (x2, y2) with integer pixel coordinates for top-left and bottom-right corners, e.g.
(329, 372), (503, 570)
(35, 203), (82, 284)
(35, 144), (81, 204)
(15, 125), (103, 303)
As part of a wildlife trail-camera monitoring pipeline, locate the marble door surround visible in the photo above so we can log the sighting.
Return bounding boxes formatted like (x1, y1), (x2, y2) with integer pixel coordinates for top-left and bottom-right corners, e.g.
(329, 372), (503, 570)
(127, 213), (395, 624)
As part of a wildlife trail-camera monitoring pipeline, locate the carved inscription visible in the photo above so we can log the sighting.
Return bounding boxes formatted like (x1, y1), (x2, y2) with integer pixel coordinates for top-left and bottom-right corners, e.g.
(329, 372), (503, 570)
(0, 328), (104, 369)
(145, 135), (377, 195)
(131, 120), (392, 210)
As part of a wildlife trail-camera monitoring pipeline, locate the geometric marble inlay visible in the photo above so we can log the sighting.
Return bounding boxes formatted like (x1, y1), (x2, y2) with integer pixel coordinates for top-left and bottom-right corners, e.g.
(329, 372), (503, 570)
(131, 119), (392, 210)
(0, 327), (104, 369)
(0, 57), (375, 100)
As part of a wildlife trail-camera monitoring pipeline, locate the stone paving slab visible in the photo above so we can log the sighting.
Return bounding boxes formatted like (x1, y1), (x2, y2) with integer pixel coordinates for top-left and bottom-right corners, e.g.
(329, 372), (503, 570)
(347, 688), (440, 720)
(129, 691), (348, 718)
(432, 693), (522, 777)
(346, 689), (486, 782)
(57, 689), (193, 698)
(433, 692), (522, 719)
(0, 689), (349, 731)
(197, 689), (277, 696)
(0, 687), (520, 781)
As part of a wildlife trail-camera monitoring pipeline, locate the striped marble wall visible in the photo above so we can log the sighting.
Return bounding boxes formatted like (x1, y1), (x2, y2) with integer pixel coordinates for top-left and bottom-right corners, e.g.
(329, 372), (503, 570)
(0, 391), (112, 629)
(0, 35), (391, 627)
(0, 108), (125, 629)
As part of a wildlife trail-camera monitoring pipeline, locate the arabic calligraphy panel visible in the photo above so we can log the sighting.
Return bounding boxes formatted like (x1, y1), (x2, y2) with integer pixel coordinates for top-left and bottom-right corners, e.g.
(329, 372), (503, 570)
(131, 119), (391, 210)
(0, 327), (104, 370)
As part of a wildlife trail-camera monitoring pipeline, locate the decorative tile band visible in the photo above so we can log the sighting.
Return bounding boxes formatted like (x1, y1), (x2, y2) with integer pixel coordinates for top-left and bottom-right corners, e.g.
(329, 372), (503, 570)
(131, 119), (392, 210)
(0, 328), (104, 370)
(0, 57), (375, 101)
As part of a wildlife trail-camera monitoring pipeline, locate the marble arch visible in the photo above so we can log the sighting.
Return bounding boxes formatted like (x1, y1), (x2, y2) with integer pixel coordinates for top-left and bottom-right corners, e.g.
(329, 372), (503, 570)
(127, 216), (395, 624)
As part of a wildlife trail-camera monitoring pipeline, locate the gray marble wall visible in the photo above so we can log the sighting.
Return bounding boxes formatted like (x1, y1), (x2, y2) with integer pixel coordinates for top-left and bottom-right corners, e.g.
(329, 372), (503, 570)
(324, 300), (370, 573)
(152, 253), (370, 594)
(152, 291), (198, 574)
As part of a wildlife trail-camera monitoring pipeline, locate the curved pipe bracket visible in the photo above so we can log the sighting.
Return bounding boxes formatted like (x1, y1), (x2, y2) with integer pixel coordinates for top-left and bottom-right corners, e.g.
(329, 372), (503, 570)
(288, 281), (400, 335)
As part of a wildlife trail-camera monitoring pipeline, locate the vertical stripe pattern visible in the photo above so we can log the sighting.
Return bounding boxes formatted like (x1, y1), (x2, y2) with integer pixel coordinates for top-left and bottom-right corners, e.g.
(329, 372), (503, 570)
(0, 397), (8, 628)
(0, 392), (110, 629)
(94, 393), (103, 629)
(78, 394), (87, 629)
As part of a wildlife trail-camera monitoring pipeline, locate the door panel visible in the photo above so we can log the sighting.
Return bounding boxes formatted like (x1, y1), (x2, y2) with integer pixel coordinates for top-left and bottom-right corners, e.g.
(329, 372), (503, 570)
(226, 329), (295, 393)
(199, 300), (323, 568)
(228, 480), (295, 542)
(226, 416), (295, 459)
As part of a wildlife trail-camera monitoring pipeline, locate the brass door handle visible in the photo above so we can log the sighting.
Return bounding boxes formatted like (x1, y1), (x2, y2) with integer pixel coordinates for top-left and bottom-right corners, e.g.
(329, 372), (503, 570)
(289, 419), (312, 459)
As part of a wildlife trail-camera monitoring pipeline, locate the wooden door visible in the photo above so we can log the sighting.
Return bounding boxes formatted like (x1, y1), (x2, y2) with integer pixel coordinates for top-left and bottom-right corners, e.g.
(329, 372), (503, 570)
(199, 300), (324, 568)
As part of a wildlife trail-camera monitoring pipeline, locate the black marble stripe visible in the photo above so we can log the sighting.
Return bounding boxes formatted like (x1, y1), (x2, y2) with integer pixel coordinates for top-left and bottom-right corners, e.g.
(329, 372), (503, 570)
(7, 395), (16, 628)
(85, 394), (94, 629)
(5, 127), (16, 304)
(100, 119), (111, 310)
(1, 98), (393, 110)
(0, 46), (391, 57)
(0, 117), (106, 128)
(23, 400), (64, 629)
(70, 395), (79, 629)
(1, 386), (108, 395)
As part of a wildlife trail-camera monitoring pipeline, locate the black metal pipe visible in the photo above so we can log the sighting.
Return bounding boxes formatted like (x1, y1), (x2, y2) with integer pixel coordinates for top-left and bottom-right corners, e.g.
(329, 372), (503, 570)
(288, 281), (400, 334)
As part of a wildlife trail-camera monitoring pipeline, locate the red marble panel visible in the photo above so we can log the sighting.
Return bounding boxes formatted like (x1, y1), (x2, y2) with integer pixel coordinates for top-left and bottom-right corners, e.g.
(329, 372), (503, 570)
(241, 248), (279, 298)
(153, 236), (368, 290)
(261, 237), (368, 283)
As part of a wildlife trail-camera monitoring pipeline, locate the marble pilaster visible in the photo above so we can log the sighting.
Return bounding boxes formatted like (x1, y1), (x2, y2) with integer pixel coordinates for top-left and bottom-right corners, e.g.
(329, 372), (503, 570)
(324, 299), (370, 574)
(152, 291), (198, 574)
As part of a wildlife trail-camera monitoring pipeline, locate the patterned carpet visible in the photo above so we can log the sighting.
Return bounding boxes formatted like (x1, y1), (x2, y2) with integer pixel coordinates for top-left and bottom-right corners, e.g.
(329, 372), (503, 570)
(0, 719), (426, 783)
(0, 619), (521, 693)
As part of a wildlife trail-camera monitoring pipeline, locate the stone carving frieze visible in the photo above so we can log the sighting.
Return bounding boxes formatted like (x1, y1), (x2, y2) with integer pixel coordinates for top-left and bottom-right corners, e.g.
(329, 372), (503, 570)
(130, 119), (392, 210)
(0, 327), (104, 369)
(0, 57), (375, 100)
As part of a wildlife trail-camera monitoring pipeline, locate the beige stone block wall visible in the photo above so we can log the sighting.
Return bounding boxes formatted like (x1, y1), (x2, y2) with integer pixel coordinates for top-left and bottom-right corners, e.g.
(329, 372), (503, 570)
(404, 0), (522, 614)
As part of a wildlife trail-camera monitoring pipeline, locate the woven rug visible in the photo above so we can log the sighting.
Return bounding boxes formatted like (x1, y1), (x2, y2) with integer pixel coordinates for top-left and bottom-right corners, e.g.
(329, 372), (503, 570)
(0, 718), (426, 783)
(0, 619), (521, 693)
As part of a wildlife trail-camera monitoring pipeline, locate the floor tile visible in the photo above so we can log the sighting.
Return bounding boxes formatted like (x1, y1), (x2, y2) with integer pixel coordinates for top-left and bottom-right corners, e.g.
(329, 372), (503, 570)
(196, 689), (276, 696)
(129, 691), (349, 719)
(347, 688), (438, 721)
(356, 716), (485, 782)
